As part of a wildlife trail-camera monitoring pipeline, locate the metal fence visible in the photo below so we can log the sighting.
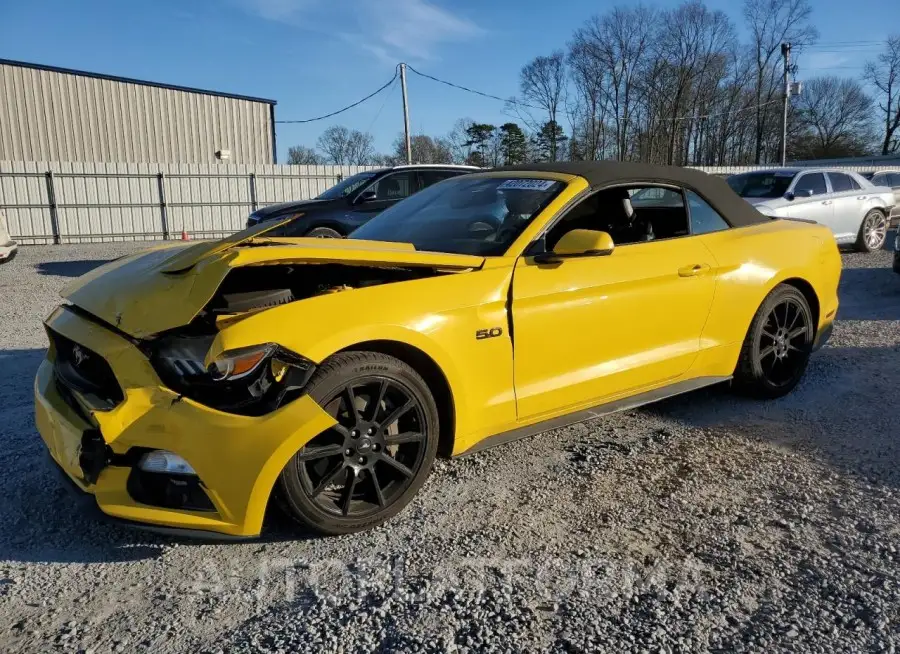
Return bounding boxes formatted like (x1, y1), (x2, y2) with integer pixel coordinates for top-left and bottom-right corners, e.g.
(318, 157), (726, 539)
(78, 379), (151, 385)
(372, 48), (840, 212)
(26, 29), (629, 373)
(0, 161), (378, 244)
(2, 161), (897, 244)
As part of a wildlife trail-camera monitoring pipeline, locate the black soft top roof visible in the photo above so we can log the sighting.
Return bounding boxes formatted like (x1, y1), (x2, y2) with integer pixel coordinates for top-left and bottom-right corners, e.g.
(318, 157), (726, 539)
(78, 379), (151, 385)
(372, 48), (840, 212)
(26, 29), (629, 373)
(494, 161), (769, 228)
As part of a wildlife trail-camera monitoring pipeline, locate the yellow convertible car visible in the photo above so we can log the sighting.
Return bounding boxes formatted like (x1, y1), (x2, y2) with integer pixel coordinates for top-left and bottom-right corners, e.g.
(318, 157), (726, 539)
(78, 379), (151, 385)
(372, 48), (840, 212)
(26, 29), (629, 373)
(35, 162), (841, 538)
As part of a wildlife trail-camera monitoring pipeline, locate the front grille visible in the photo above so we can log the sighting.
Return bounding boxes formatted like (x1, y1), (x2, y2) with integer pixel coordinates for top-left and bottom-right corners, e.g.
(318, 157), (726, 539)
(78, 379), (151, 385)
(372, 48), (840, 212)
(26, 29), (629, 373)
(49, 329), (125, 409)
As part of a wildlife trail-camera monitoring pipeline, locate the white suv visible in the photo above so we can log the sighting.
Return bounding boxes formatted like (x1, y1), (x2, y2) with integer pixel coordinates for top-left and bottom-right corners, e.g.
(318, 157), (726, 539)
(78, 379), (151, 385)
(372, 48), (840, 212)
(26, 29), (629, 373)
(0, 211), (18, 264)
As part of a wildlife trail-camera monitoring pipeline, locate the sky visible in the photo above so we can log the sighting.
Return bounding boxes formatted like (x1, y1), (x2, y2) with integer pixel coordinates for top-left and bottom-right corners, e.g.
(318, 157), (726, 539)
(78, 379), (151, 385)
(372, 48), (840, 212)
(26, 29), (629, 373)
(0, 0), (894, 162)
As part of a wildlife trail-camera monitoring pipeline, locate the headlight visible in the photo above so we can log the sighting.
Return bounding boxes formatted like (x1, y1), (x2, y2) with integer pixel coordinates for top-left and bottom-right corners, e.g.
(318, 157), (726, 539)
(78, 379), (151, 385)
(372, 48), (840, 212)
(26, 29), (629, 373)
(208, 343), (276, 381)
(150, 336), (315, 416)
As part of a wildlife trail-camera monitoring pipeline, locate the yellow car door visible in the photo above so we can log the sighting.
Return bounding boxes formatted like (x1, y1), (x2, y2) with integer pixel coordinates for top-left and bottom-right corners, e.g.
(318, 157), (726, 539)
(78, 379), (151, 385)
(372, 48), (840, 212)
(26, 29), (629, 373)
(511, 235), (718, 421)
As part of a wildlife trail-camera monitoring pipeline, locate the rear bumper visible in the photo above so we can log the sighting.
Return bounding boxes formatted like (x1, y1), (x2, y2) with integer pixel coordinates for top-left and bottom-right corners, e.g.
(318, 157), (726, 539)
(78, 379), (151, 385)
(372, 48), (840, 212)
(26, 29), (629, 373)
(35, 306), (336, 538)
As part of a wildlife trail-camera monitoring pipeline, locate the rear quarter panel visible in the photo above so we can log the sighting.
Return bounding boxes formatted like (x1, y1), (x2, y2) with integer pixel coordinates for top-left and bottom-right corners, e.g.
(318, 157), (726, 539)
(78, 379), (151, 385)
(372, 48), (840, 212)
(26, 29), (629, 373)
(692, 219), (840, 376)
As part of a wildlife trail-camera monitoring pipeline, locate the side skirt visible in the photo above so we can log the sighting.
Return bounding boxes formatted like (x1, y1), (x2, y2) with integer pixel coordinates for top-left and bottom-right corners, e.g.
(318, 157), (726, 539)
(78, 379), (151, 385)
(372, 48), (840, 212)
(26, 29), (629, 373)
(458, 375), (731, 456)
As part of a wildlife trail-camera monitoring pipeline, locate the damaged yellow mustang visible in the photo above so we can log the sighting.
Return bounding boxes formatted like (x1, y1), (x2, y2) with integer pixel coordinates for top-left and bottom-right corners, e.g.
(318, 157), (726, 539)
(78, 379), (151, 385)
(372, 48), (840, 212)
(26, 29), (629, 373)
(35, 162), (841, 538)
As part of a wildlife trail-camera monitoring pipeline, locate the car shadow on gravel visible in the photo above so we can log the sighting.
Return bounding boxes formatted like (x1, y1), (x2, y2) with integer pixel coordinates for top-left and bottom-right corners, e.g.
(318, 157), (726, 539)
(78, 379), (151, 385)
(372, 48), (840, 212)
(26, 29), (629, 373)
(35, 259), (114, 277)
(643, 344), (900, 489)
(837, 267), (900, 320)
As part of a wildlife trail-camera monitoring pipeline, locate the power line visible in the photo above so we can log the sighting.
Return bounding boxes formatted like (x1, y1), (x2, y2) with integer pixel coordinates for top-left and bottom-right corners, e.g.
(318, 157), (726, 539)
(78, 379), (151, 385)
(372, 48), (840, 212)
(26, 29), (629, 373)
(644, 99), (782, 124)
(365, 77), (398, 134)
(404, 63), (543, 111)
(276, 66), (399, 124)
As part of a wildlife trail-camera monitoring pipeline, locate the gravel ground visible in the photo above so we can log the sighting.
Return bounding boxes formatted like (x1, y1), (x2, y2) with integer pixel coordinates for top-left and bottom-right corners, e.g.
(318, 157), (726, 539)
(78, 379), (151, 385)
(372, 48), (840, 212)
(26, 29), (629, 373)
(1, 239), (899, 654)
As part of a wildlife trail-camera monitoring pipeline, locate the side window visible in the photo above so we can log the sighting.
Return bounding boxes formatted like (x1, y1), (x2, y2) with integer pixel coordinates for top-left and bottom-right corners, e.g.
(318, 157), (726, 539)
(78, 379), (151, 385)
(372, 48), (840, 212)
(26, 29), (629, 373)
(546, 184), (689, 250)
(367, 172), (416, 201)
(420, 170), (463, 189)
(828, 172), (853, 193)
(890, 173), (900, 188)
(686, 191), (730, 234)
(871, 173), (887, 186)
(794, 173), (827, 197)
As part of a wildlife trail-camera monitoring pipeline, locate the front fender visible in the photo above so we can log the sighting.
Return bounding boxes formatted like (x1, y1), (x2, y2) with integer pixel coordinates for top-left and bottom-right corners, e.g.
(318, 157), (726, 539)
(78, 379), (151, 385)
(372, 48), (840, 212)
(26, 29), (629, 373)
(208, 267), (518, 449)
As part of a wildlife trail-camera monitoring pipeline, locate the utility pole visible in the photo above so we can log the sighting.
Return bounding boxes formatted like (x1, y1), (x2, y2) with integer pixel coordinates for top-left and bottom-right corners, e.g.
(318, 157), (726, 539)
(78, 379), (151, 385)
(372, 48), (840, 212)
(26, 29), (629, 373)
(780, 42), (791, 167)
(399, 63), (412, 165)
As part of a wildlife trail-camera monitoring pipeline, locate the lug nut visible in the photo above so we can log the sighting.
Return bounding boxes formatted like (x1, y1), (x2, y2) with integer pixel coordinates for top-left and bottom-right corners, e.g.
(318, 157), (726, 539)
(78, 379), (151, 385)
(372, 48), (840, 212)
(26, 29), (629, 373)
(345, 449), (353, 456)
(351, 430), (358, 438)
(358, 457), (366, 464)
(367, 428), (375, 435)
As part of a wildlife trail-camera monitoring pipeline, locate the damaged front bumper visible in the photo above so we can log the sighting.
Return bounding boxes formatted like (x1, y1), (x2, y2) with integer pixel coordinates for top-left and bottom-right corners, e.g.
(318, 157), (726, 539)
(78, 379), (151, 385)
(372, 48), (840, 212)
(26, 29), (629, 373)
(35, 306), (336, 538)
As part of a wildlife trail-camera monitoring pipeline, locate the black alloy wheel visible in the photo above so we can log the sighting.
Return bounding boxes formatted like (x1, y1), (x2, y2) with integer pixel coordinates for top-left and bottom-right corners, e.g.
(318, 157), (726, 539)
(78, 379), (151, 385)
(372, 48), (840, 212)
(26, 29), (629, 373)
(756, 296), (812, 387)
(277, 352), (439, 535)
(734, 284), (814, 398)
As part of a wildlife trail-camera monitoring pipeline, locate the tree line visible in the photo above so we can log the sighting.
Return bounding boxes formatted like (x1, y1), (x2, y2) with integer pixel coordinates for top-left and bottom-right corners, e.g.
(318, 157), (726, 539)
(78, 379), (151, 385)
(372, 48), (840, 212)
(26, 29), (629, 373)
(288, 0), (900, 167)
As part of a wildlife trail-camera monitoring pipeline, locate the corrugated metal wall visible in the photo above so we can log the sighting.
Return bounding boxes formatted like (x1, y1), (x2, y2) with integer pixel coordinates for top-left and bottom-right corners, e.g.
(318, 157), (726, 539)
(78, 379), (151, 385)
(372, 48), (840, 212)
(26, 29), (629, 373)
(0, 62), (274, 165)
(3, 161), (895, 245)
(0, 161), (378, 244)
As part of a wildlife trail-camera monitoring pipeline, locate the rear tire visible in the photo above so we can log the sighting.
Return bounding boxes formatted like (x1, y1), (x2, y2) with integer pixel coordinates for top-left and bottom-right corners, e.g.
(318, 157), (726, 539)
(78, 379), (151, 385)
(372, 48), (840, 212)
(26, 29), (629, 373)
(854, 210), (887, 252)
(305, 226), (342, 238)
(733, 284), (814, 399)
(277, 352), (439, 535)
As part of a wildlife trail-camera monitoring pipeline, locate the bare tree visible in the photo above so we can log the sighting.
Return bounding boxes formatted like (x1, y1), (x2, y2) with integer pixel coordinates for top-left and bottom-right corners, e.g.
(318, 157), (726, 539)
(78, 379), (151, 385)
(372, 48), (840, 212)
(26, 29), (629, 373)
(655, 0), (734, 164)
(570, 6), (657, 161)
(567, 26), (607, 160)
(316, 125), (375, 165)
(286, 145), (322, 165)
(518, 51), (567, 160)
(386, 134), (454, 164)
(791, 76), (874, 158)
(743, 0), (818, 163)
(865, 35), (900, 155)
(445, 118), (477, 164)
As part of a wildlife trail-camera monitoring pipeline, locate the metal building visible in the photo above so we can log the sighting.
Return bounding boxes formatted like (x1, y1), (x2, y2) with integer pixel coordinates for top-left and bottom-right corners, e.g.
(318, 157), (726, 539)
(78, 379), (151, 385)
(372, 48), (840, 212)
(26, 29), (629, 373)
(0, 58), (277, 165)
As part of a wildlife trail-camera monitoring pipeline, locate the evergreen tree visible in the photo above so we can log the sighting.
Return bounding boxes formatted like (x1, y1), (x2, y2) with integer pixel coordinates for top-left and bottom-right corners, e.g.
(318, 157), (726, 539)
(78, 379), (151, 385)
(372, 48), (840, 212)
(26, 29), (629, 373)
(499, 123), (528, 164)
(532, 121), (568, 162)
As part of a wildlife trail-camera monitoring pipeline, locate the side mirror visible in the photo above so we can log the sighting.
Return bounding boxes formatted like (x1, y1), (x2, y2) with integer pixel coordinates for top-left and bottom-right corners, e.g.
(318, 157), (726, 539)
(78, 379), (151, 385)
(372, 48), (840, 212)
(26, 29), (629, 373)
(534, 229), (615, 264)
(784, 192), (795, 201)
(355, 190), (377, 204)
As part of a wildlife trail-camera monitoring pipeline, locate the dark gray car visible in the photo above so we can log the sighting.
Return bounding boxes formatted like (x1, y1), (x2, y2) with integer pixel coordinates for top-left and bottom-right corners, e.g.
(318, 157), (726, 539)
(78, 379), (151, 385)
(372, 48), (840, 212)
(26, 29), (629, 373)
(246, 165), (478, 238)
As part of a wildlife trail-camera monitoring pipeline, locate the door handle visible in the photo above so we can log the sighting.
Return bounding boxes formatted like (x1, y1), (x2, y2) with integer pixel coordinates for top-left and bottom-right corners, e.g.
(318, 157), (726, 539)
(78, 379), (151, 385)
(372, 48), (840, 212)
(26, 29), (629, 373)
(678, 263), (710, 277)
(821, 200), (832, 205)
(857, 196), (867, 200)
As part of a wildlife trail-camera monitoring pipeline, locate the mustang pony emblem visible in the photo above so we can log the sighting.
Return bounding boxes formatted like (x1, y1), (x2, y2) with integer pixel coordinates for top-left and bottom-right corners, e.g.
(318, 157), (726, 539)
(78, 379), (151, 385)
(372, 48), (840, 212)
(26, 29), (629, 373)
(72, 345), (88, 367)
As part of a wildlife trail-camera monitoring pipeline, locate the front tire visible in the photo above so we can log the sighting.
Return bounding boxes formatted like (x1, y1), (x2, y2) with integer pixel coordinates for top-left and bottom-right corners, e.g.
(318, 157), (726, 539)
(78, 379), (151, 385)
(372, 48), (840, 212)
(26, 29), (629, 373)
(733, 284), (814, 399)
(855, 210), (887, 252)
(305, 226), (343, 238)
(277, 352), (439, 535)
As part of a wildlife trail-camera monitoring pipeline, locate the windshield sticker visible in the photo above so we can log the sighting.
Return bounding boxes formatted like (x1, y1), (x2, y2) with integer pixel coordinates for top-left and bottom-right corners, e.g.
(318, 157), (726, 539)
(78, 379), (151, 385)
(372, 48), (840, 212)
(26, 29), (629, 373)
(498, 179), (556, 191)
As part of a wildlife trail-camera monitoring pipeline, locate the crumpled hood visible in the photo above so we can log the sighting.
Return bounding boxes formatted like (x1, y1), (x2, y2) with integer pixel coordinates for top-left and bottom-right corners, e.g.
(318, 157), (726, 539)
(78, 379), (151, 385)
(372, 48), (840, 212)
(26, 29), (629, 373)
(60, 230), (484, 338)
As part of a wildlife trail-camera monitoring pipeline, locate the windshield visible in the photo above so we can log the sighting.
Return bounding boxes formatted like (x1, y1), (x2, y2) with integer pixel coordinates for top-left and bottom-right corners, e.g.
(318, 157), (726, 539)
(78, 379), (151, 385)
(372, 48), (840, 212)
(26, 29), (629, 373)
(727, 172), (796, 198)
(316, 172), (378, 200)
(350, 176), (565, 256)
